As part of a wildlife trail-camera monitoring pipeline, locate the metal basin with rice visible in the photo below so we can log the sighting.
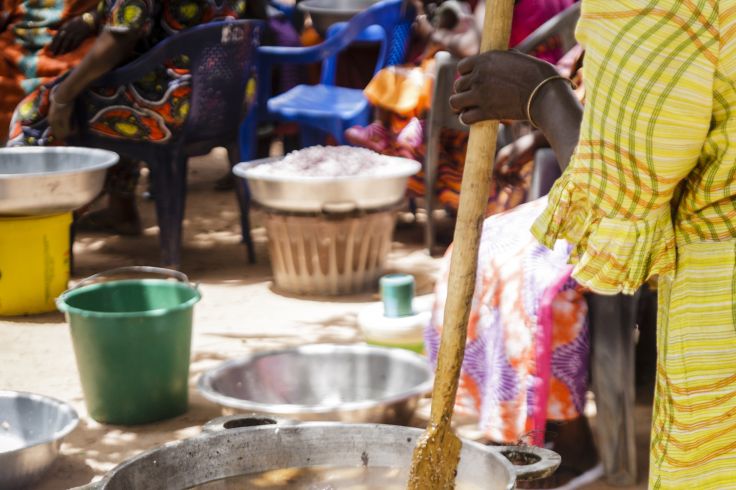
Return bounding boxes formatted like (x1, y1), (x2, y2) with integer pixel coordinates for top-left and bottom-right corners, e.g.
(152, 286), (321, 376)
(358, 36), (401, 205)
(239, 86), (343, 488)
(233, 155), (421, 213)
(198, 344), (433, 424)
(0, 391), (79, 489)
(75, 416), (560, 489)
(298, 0), (380, 37)
(0, 147), (118, 216)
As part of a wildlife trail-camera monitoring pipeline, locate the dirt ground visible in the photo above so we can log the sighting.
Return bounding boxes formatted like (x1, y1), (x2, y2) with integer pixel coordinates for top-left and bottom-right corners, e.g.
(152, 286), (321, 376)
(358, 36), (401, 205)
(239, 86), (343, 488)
(0, 149), (649, 489)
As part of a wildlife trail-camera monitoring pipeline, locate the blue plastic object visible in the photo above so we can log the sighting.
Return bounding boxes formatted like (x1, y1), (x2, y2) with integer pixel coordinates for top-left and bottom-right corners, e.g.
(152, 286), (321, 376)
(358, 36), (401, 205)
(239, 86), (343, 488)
(246, 0), (413, 149)
(71, 20), (264, 267)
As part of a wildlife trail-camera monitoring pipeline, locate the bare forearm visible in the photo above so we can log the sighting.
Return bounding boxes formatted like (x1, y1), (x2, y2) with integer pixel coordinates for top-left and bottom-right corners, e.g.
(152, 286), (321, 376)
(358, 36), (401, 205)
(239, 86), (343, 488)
(54, 30), (139, 102)
(529, 82), (583, 171)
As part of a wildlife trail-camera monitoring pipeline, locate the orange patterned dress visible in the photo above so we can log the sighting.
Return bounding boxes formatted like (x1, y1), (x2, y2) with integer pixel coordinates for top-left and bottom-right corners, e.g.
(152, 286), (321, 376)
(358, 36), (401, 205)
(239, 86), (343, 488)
(426, 198), (589, 445)
(0, 0), (100, 143)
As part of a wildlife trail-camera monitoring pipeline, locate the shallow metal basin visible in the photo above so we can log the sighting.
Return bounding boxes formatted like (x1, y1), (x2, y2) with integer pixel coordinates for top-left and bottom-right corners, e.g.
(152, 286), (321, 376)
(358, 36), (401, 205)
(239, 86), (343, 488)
(0, 391), (79, 489)
(77, 416), (560, 489)
(0, 146), (119, 216)
(198, 344), (433, 424)
(233, 156), (420, 213)
(298, 0), (380, 36)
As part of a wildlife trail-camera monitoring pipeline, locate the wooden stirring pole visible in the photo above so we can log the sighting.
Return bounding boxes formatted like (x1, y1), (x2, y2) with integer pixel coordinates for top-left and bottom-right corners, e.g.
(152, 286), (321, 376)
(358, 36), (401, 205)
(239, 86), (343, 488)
(407, 1), (515, 488)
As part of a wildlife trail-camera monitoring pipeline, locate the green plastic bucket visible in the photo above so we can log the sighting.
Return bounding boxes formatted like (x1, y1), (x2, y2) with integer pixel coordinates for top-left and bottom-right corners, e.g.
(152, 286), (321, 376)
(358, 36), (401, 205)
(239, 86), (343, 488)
(57, 267), (201, 425)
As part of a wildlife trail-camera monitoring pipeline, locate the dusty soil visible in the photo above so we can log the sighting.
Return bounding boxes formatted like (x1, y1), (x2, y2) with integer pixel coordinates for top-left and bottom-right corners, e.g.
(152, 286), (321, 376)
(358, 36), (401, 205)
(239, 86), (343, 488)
(0, 149), (648, 489)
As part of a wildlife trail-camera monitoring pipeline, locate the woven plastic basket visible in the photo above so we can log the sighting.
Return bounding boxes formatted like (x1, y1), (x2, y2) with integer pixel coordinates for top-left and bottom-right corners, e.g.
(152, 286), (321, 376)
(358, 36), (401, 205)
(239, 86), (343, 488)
(263, 208), (397, 295)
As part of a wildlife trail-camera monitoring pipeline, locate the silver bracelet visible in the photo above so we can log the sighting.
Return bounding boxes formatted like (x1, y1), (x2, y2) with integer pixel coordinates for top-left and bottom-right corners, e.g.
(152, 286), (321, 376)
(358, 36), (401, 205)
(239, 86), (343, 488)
(526, 75), (576, 128)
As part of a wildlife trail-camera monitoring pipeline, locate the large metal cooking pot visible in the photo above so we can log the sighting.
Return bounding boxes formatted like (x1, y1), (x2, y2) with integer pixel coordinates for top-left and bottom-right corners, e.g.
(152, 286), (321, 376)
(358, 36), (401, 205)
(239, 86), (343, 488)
(298, 0), (380, 37)
(77, 416), (560, 489)
(0, 146), (118, 216)
(198, 344), (433, 424)
(233, 156), (421, 213)
(0, 391), (80, 489)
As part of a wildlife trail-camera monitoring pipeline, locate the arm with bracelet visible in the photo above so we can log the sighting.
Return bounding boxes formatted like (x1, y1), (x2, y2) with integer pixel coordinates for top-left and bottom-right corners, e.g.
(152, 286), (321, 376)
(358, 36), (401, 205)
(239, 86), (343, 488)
(450, 50), (582, 170)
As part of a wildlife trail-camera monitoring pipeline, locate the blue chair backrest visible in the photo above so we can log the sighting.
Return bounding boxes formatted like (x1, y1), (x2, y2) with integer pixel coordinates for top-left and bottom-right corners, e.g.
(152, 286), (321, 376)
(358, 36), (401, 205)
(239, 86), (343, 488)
(92, 19), (264, 146)
(185, 21), (263, 143)
(318, 0), (411, 81)
(258, 0), (411, 74)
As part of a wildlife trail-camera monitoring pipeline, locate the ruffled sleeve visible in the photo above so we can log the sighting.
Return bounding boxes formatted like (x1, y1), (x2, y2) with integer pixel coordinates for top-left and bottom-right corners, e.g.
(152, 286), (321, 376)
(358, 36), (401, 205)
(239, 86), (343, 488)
(532, 174), (676, 295)
(531, 0), (717, 295)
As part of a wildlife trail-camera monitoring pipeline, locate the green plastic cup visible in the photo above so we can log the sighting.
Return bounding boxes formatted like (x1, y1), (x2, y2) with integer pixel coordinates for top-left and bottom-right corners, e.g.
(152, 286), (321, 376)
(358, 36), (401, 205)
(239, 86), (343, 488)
(57, 267), (200, 425)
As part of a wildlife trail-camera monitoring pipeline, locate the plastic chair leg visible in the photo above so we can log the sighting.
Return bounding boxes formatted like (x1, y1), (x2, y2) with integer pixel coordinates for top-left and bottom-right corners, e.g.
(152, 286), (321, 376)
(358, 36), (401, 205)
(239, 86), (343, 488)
(586, 291), (640, 486)
(239, 109), (259, 162)
(300, 126), (325, 147)
(150, 149), (188, 267)
(226, 142), (256, 264)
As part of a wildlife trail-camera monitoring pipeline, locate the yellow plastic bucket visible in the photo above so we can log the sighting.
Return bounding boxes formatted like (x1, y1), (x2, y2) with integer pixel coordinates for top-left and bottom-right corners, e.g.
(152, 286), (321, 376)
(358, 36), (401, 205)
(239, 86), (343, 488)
(0, 213), (72, 316)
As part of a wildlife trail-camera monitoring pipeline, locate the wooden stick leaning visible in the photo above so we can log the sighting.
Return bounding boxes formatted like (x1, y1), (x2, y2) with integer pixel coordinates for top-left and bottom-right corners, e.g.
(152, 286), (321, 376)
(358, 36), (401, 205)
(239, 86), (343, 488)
(407, 1), (515, 488)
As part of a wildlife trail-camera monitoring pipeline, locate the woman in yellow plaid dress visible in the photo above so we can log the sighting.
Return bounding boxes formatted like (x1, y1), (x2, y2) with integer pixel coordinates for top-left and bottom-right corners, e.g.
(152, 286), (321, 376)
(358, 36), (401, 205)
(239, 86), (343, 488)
(452, 0), (736, 487)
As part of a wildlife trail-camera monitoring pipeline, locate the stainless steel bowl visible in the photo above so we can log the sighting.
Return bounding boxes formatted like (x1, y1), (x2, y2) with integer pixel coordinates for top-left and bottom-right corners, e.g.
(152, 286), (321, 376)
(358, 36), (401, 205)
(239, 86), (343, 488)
(233, 156), (421, 213)
(0, 390), (80, 489)
(77, 416), (560, 489)
(198, 344), (433, 424)
(298, 0), (380, 37)
(0, 146), (119, 216)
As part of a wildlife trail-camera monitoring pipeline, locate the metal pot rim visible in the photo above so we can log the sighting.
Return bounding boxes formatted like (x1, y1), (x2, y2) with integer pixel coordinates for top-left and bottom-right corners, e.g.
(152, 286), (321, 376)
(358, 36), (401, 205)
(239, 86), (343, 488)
(197, 344), (434, 414)
(0, 390), (79, 456)
(81, 420), (561, 489)
(296, 0), (367, 15)
(0, 147), (119, 180)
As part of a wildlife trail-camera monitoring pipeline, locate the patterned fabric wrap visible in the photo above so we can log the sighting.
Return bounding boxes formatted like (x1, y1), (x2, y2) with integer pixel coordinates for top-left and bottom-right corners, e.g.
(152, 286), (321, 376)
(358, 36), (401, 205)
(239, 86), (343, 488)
(7, 0), (252, 146)
(425, 197), (589, 445)
(0, 0), (101, 142)
(531, 1), (736, 487)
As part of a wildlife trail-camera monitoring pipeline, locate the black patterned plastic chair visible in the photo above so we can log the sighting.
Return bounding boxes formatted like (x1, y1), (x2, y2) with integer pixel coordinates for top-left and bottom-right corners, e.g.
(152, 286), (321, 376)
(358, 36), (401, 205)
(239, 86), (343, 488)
(72, 20), (264, 267)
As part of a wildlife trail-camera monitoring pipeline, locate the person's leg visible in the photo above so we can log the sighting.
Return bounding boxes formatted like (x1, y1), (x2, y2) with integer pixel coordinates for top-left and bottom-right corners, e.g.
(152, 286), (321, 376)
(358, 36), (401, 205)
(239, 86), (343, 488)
(76, 157), (142, 235)
(514, 418), (600, 489)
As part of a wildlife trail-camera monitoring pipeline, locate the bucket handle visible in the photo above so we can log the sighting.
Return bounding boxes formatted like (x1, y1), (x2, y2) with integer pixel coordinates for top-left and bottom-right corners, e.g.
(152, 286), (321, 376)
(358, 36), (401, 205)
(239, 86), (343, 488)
(70, 266), (194, 291)
(487, 445), (561, 481)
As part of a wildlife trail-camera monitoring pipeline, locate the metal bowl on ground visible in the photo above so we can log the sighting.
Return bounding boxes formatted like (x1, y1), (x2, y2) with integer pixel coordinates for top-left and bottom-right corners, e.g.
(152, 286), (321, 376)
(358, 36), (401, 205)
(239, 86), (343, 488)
(198, 344), (433, 424)
(0, 146), (119, 216)
(298, 0), (380, 37)
(233, 156), (421, 213)
(77, 416), (560, 489)
(0, 390), (80, 489)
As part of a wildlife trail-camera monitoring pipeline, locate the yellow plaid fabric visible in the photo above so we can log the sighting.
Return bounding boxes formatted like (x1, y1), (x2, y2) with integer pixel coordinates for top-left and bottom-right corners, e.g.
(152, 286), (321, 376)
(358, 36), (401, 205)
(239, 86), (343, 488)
(531, 1), (736, 487)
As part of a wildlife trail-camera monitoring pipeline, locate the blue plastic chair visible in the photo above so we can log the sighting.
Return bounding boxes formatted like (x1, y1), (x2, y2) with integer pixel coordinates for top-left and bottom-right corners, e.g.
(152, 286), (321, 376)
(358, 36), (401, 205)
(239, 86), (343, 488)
(72, 20), (264, 267)
(244, 0), (412, 152)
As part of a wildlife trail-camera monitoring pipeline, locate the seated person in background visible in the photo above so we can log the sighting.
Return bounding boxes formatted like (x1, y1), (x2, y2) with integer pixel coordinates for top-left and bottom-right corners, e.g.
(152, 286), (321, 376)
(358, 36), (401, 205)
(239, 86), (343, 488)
(7, 0), (268, 235)
(346, 0), (575, 217)
(0, 0), (103, 143)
